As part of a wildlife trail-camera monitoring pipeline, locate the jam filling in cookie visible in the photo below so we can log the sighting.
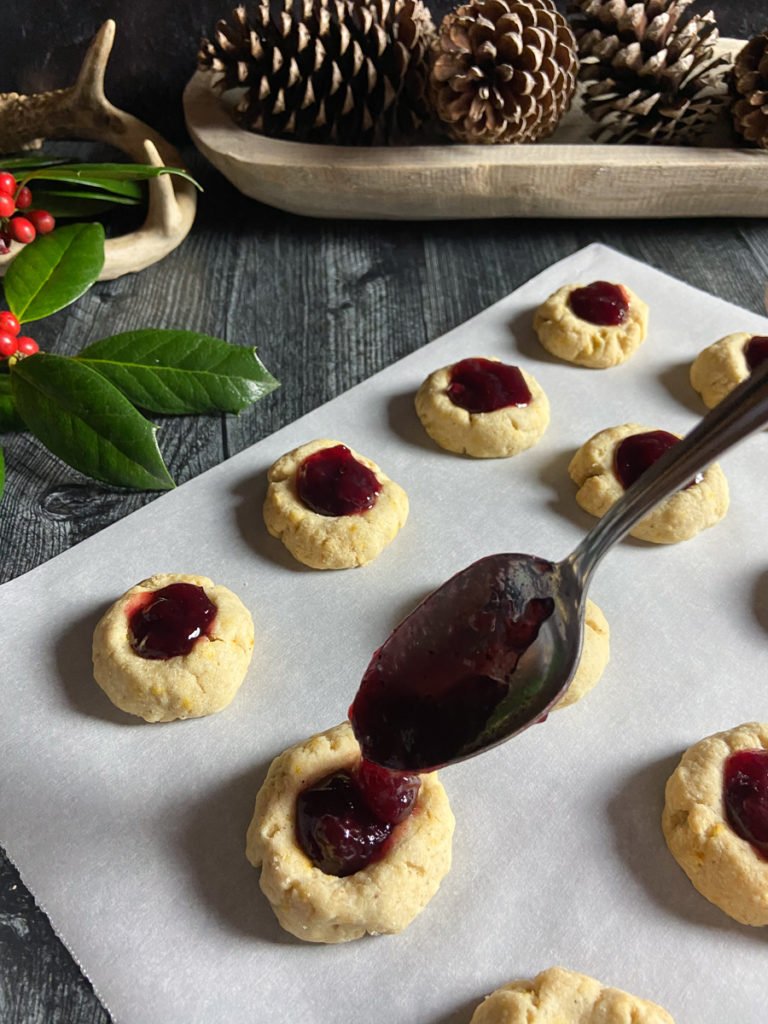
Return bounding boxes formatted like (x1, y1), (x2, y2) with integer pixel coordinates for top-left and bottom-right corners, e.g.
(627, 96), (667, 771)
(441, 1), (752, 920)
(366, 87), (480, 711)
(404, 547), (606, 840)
(296, 761), (420, 876)
(745, 336), (768, 372)
(613, 429), (702, 491)
(129, 582), (216, 660)
(296, 443), (382, 517)
(446, 357), (532, 413)
(724, 749), (768, 860)
(568, 281), (629, 327)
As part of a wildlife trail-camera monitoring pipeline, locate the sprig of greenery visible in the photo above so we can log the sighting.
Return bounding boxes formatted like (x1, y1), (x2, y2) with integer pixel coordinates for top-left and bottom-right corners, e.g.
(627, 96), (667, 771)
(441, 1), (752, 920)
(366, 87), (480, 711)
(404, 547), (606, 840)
(0, 185), (278, 501)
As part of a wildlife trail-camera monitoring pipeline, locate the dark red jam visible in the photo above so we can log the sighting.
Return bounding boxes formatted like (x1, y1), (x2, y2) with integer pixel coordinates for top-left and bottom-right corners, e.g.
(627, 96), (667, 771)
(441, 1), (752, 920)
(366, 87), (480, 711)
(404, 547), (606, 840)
(296, 762), (420, 876)
(349, 587), (554, 772)
(724, 749), (768, 860)
(613, 429), (694, 490)
(569, 281), (629, 326)
(446, 357), (531, 413)
(128, 583), (216, 660)
(296, 443), (381, 517)
(745, 336), (768, 372)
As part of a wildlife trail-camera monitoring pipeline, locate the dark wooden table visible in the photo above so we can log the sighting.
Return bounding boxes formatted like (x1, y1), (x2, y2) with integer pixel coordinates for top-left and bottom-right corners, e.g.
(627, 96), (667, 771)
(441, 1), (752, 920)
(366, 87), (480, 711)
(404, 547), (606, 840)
(2, 3), (768, 1021)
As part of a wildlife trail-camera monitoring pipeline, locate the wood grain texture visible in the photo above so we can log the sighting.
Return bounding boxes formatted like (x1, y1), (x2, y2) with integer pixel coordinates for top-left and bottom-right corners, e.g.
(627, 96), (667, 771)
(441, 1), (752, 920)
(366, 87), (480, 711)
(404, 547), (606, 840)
(2, 2), (768, 1021)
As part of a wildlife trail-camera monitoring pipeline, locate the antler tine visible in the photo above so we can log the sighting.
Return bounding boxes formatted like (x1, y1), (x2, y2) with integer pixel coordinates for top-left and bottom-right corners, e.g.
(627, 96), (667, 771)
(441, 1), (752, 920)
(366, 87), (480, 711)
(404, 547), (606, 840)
(72, 18), (115, 108)
(96, 138), (196, 281)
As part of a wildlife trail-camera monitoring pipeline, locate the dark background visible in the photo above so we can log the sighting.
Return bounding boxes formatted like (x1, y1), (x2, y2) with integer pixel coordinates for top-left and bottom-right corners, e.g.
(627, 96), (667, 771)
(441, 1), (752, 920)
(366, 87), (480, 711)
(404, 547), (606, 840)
(1, 2), (767, 1023)
(0, 1), (761, 143)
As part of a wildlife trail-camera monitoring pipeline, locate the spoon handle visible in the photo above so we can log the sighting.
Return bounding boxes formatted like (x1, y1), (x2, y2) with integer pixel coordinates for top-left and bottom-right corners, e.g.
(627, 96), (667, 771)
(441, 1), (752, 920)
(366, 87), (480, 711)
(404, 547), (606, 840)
(569, 359), (768, 584)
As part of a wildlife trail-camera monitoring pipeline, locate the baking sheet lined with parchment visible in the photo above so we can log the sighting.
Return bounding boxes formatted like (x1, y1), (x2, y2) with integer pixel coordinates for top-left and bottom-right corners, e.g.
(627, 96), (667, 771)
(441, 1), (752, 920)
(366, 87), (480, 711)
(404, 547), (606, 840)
(2, 244), (767, 1024)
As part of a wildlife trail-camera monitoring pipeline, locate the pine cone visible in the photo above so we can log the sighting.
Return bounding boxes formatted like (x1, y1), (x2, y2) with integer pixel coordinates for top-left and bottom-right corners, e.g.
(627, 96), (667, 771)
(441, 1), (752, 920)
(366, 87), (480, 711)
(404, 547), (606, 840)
(568, 0), (731, 144)
(429, 0), (579, 144)
(732, 30), (768, 149)
(198, 0), (436, 145)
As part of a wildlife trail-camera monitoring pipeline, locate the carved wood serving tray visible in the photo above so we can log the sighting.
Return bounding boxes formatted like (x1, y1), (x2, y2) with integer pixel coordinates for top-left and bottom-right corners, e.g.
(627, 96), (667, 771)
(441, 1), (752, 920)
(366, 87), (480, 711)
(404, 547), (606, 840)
(184, 39), (768, 221)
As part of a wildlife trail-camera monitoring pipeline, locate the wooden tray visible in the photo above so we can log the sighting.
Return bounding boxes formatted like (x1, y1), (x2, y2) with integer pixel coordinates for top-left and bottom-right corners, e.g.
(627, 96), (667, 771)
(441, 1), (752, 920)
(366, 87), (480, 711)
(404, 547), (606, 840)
(183, 38), (768, 220)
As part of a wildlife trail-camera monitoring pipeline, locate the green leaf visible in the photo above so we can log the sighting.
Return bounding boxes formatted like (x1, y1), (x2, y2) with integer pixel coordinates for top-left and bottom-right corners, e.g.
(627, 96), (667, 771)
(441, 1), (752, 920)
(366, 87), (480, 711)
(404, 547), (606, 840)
(11, 353), (175, 490)
(22, 163), (201, 193)
(24, 193), (120, 219)
(21, 169), (145, 199)
(33, 187), (142, 206)
(3, 222), (105, 323)
(0, 154), (68, 171)
(0, 375), (23, 431)
(76, 330), (280, 415)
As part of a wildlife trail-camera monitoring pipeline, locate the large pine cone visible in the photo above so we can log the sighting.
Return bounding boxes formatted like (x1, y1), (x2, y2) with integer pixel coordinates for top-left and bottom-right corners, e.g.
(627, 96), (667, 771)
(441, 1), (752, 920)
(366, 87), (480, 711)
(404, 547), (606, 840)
(198, 0), (436, 145)
(568, 0), (731, 144)
(429, 0), (579, 144)
(732, 31), (768, 149)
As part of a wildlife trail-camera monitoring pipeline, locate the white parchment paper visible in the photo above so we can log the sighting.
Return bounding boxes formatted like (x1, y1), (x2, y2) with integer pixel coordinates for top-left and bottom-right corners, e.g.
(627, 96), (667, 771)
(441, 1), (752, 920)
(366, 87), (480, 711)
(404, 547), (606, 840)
(2, 244), (767, 1024)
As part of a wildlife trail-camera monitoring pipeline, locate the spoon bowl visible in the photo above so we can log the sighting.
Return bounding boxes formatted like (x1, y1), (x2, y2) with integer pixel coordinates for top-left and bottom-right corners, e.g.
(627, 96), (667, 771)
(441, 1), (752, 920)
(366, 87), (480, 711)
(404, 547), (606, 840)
(350, 359), (768, 772)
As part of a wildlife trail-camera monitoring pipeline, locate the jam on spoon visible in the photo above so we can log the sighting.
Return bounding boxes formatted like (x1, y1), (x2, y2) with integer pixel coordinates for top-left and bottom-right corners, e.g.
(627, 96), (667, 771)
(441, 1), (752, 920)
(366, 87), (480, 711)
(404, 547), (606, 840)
(745, 336), (768, 372)
(129, 582), (216, 660)
(296, 443), (381, 517)
(569, 281), (629, 327)
(723, 750), (768, 860)
(296, 760), (420, 876)
(446, 357), (532, 413)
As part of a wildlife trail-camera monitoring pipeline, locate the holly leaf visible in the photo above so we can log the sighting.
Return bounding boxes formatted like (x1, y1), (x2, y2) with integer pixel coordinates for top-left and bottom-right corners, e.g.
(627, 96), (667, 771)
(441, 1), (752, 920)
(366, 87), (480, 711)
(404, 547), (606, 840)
(0, 375), (23, 431)
(11, 353), (175, 490)
(21, 163), (200, 194)
(76, 330), (280, 415)
(2, 222), (105, 323)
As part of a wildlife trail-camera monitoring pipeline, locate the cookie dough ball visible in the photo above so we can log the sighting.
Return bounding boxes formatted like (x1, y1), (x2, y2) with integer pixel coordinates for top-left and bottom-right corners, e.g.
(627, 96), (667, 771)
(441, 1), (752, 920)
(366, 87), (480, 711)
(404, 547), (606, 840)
(568, 423), (729, 544)
(553, 600), (610, 711)
(470, 966), (674, 1024)
(263, 439), (408, 570)
(246, 721), (454, 943)
(92, 573), (254, 722)
(415, 357), (549, 458)
(690, 332), (768, 409)
(662, 722), (768, 926)
(534, 281), (649, 368)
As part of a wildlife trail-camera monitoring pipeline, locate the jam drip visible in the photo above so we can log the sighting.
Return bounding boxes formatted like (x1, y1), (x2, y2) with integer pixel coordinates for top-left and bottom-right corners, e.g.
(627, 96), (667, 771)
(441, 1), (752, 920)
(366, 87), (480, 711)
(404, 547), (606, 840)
(129, 583), (216, 660)
(724, 749), (768, 861)
(569, 281), (629, 327)
(296, 444), (381, 517)
(350, 587), (555, 772)
(296, 762), (420, 876)
(446, 357), (532, 413)
(613, 429), (690, 490)
(745, 336), (768, 372)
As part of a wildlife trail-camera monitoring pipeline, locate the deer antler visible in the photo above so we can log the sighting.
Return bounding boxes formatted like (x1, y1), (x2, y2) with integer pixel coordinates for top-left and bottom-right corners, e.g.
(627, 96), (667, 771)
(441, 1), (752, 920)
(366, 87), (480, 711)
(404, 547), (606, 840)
(0, 20), (197, 281)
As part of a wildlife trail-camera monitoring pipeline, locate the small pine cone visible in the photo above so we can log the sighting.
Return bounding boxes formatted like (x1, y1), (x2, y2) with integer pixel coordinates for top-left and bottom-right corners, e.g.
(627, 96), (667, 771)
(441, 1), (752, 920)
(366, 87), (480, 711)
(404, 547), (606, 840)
(732, 30), (768, 149)
(568, 0), (732, 144)
(429, 0), (579, 144)
(198, 0), (436, 145)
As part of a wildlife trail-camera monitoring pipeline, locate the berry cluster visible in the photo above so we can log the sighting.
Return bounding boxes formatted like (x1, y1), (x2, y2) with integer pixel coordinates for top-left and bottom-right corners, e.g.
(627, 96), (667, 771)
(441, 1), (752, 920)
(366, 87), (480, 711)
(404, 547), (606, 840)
(0, 170), (55, 255)
(0, 309), (39, 361)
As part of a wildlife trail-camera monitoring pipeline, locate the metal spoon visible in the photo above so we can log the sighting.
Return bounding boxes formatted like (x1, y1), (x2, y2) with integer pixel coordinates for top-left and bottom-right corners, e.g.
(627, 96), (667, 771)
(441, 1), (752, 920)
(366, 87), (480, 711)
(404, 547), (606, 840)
(350, 360), (768, 772)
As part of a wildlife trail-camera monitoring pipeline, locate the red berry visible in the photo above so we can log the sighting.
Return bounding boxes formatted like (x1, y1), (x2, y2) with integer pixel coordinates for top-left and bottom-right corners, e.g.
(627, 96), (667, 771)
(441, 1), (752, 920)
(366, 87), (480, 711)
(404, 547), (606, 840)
(27, 209), (55, 235)
(0, 331), (18, 358)
(15, 186), (32, 209)
(16, 336), (39, 356)
(0, 311), (20, 336)
(7, 217), (36, 244)
(0, 194), (16, 218)
(0, 172), (17, 196)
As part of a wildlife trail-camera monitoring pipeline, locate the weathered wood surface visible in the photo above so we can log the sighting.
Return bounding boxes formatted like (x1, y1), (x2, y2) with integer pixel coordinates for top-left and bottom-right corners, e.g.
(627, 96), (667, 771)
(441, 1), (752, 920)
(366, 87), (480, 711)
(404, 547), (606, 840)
(2, 2), (768, 1021)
